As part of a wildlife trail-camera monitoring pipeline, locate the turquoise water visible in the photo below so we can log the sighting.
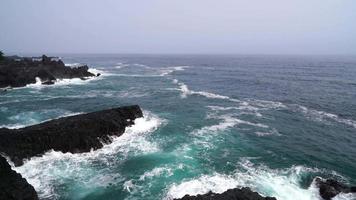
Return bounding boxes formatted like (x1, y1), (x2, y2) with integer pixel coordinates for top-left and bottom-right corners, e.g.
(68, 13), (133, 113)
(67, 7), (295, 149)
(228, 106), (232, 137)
(1, 55), (356, 200)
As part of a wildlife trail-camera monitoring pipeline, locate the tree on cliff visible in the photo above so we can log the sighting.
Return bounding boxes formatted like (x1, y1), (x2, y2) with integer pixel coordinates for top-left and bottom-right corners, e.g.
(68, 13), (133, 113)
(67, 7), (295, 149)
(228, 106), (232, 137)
(0, 51), (4, 61)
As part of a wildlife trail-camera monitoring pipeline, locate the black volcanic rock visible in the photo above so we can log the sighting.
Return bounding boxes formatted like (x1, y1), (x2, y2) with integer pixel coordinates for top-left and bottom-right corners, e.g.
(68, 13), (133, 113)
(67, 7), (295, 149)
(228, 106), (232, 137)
(0, 55), (96, 88)
(315, 177), (356, 200)
(0, 155), (38, 200)
(0, 105), (143, 166)
(175, 187), (277, 200)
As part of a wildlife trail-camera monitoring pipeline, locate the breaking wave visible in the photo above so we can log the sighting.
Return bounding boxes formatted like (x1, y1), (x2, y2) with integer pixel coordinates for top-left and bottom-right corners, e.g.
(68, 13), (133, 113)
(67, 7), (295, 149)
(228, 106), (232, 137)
(24, 68), (106, 89)
(173, 80), (240, 102)
(191, 114), (269, 136)
(159, 66), (189, 76)
(166, 159), (352, 200)
(12, 111), (165, 199)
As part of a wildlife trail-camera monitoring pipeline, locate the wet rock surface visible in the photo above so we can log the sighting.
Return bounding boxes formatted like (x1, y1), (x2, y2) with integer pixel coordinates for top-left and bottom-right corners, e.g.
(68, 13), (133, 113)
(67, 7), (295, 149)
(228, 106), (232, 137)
(0, 155), (38, 200)
(315, 177), (356, 200)
(0, 105), (143, 166)
(174, 187), (277, 200)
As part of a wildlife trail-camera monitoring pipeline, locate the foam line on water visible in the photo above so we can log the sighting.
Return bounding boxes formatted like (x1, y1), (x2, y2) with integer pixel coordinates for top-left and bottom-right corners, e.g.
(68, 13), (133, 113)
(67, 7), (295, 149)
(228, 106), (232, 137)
(159, 66), (189, 76)
(166, 159), (352, 200)
(173, 80), (240, 102)
(12, 111), (165, 199)
(296, 105), (356, 129)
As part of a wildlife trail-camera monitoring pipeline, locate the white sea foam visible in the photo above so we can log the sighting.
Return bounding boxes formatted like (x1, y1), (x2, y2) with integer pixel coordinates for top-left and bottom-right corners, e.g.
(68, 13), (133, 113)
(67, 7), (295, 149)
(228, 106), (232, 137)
(159, 66), (189, 76)
(13, 111), (165, 199)
(255, 128), (281, 137)
(175, 80), (240, 102)
(114, 62), (130, 69)
(166, 173), (240, 199)
(192, 115), (238, 135)
(192, 114), (269, 136)
(206, 105), (262, 118)
(166, 160), (349, 200)
(24, 68), (106, 89)
(297, 105), (356, 129)
(333, 193), (356, 200)
(139, 166), (174, 181)
(248, 99), (287, 110)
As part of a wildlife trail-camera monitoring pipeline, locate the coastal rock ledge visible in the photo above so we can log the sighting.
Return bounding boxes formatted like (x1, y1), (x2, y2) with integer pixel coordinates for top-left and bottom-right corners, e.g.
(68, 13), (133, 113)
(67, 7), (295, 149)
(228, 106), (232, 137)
(0, 54), (98, 88)
(174, 187), (277, 200)
(0, 155), (38, 200)
(0, 105), (143, 166)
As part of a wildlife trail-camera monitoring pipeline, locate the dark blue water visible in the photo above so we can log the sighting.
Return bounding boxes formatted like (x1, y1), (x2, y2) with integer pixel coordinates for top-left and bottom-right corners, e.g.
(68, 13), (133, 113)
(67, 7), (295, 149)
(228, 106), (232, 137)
(1, 55), (356, 200)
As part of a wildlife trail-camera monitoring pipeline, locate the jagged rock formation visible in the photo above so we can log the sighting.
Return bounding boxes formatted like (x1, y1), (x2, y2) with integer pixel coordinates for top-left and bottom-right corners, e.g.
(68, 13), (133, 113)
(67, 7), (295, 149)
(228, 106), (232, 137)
(174, 187), (277, 200)
(0, 105), (143, 166)
(0, 155), (38, 200)
(0, 55), (98, 88)
(315, 177), (356, 200)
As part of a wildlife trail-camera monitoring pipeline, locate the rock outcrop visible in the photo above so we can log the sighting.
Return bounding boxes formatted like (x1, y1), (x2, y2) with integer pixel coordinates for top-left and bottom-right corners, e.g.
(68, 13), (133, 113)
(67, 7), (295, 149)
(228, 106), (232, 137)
(0, 155), (38, 200)
(315, 177), (356, 200)
(0, 55), (98, 88)
(174, 187), (277, 200)
(0, 105), (143, 166)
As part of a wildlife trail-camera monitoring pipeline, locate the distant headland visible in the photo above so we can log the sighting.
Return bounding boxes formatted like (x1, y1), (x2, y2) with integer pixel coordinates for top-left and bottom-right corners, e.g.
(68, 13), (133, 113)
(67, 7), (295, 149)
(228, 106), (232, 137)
(0, 52), (100, 89)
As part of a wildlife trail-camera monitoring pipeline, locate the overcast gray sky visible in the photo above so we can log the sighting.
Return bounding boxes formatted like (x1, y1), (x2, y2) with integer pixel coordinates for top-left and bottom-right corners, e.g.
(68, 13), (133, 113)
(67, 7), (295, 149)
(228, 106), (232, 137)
(1, 0), (355, 54)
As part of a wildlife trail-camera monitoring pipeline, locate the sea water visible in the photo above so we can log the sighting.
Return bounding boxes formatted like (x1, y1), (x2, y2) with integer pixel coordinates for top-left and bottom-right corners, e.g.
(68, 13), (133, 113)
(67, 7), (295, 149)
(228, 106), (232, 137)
(1, 55), (356, 200)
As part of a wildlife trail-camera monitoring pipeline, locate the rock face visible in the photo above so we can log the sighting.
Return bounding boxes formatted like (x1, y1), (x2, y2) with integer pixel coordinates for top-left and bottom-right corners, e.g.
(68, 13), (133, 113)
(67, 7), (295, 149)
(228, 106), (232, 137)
(0, 105), (143, 166)
(0, 55), (97, 88)
(315, 177), (356, 200)
(175, 187), (277, 200)
(0, 155), (38, 200)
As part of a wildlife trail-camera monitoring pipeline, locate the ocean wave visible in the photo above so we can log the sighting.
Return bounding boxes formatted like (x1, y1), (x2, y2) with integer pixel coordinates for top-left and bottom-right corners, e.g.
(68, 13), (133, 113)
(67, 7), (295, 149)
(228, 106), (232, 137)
(174, 80), (240, 102)
(166, 173), (240, 199)
(296, 105), (356, 129)
(191, 113), (269, 137)
(0, 109), (82, 129)
(12, 111), (165, 199)
(255, 128), (281, 137)
(23, 68), (106, 89)
(166, 159), (351, 200)
(159, 66), (189, 76)
(139, 166), (174, 181)
(114, 62), (130, 69)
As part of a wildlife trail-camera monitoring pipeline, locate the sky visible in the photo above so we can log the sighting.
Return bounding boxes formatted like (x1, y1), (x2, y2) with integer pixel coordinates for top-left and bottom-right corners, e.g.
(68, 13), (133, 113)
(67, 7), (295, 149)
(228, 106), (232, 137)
(0, 0), (356, 55)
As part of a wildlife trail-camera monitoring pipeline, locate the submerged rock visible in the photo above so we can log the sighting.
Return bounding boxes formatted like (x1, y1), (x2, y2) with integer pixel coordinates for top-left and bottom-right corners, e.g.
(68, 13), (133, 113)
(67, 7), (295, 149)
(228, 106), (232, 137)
(0, 54), (96, 88)
(174, 187), (277, 200)
(315, 177), (356, 200)
(0, 155), (38, 200)
(0, 105), (143, 166)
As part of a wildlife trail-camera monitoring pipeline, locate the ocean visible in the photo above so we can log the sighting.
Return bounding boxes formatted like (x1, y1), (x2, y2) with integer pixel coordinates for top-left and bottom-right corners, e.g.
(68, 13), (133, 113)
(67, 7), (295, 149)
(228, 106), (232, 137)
(1, 54), (356, 200)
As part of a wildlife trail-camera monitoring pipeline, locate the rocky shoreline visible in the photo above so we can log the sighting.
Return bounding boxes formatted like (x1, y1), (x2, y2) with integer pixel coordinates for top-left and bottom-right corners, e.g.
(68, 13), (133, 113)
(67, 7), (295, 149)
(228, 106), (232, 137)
(0, 155), (38, 200)
(0, 105), (142, 199)
(174, 187), (277, 200)
(173, 178), (356, 200)
(0, 104), (355, 200)
(0, 105), (143, 166)
(0, 55), (99, 88)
